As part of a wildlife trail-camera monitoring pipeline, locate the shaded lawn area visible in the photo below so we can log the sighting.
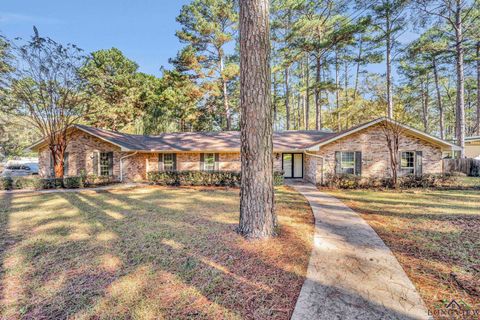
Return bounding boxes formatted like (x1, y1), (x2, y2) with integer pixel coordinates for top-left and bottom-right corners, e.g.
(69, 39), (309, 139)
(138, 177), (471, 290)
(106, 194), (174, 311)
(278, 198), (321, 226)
(0, 186), (314, 320)
(326, 182), (480, 312)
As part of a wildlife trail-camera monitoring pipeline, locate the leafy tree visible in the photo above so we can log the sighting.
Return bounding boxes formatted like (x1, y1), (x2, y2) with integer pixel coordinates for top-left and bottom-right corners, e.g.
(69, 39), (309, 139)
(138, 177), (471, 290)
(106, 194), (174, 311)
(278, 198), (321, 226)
(0, 115), (38, 160)
(142, 70), (203, 134)
(0, 34), (12, 87)
(172, 0), (238, 130)
(6, 28), (88, 178)
(80, 48), (150, 131)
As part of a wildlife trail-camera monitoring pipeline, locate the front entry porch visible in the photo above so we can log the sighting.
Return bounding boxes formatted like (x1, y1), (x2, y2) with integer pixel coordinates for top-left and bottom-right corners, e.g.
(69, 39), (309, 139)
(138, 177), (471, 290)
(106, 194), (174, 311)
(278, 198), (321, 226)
(282, 153), (304, 179)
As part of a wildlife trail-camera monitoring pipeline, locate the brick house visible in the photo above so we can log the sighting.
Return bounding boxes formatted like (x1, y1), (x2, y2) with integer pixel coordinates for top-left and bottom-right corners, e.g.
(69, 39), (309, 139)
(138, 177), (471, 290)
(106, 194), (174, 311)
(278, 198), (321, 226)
(465, 136), (480, 159)
(30, 118), (460, 185)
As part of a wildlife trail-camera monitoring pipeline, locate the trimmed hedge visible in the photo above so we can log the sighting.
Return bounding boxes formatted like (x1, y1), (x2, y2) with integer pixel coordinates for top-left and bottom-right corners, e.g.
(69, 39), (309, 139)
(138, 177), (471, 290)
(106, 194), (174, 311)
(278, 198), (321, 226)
(148, 171), (285, 187)
(0, 176), (64, 191)
(0, 175), (116, 191)
(322, 173), (457, 189)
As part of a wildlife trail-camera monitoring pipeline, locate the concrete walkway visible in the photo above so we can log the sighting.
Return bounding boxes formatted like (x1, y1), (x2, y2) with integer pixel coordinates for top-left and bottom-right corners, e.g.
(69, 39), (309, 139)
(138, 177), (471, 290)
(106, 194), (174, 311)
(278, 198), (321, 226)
(289, 182), (430, 320)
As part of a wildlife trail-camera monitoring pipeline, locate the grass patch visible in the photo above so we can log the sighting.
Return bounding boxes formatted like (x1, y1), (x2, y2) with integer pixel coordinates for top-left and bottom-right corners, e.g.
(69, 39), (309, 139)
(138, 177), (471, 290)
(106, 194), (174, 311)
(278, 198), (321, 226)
(0, 186), (313, 319)
(326, 179), (480, 312)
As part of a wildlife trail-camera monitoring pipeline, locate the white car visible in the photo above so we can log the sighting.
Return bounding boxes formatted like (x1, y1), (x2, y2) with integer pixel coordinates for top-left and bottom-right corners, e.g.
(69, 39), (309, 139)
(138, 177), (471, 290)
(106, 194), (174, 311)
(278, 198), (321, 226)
(1, 163), (39, 177)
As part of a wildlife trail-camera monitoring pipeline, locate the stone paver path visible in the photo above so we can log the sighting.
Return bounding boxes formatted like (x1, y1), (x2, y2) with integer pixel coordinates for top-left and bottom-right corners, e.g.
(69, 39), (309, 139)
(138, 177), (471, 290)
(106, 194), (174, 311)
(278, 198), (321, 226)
(289, 182), (431, 320)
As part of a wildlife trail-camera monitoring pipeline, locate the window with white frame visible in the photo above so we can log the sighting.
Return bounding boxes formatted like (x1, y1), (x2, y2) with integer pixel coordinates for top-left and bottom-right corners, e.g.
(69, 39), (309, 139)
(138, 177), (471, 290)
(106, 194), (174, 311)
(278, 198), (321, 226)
(340, 152), (355, 174)
(400, 151), (415, 175)
(204, 153), (215, 171)
(99, 152), (110, 176)
(163, 153), (175, 171)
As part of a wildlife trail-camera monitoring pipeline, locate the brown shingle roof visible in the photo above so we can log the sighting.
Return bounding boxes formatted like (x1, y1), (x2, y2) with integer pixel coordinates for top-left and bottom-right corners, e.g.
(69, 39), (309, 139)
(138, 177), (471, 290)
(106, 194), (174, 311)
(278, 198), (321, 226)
(74, 125), (335, 152)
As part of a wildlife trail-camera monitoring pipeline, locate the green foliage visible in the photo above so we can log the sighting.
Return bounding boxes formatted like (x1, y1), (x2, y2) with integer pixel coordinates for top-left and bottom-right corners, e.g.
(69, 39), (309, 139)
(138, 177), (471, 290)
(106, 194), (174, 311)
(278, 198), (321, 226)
(323, 173), (458, 189)
(0, 175), (118, 191)
(80, 48), (153, 132)
(148, 171), (285, 187)
(0, 177), (12, 190)
(274, 171), (285, 186)
(172, 0), (238, 130)
(83, 175), (117, 187)
(63, 176), (84, 189)
(0, 177), (64, 190)
(148, 171), (241, 187)
(142, 70), (203, 134)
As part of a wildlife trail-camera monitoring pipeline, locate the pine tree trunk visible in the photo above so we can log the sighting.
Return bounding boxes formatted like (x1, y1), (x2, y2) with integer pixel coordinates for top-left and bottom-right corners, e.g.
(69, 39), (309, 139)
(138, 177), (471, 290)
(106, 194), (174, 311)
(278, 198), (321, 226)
(335, 48), (340, 131)
(238, 0), (275, 239)
(344, 60), (348, 107)
(477, 41), (480, 135)
(223, 79), (231, 130)
(284, 67), (290, 130)
(305, 54), (310, 130)
(386, 10), (394, 119)
(354, 39), (363, 101)
(315, 55), (321, 130)
(273, 71), (278, 129)
(421, 74), (429, 133)
(455, 1), (465, 157)
(219, 53), (231, 130)
(433, 57), (444, 139)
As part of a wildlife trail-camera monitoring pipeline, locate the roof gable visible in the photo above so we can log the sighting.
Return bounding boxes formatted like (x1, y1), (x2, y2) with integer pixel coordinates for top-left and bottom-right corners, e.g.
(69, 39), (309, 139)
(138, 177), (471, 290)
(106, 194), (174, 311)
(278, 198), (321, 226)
(306, 118), (460, 151)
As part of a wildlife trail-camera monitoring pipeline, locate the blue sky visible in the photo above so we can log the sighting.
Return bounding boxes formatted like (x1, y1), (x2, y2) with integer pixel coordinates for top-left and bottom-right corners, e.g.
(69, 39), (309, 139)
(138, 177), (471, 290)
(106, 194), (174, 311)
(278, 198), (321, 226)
(1, 1), (419, 78)
(0, 0), (191, 76)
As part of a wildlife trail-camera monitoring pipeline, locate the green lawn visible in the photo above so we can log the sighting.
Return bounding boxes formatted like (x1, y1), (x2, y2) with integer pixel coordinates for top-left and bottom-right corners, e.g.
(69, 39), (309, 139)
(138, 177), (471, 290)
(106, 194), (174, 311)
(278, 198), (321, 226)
(326, 179), (480, 312)
(0, 186), (314, 320)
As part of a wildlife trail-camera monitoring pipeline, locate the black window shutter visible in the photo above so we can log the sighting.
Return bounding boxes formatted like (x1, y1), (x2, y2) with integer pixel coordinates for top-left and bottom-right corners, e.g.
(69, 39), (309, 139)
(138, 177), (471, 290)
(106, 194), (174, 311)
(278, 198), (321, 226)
(335, 152), (342, 174)
(158, 154), (164, 171)
(108, 152), (114, 176)
(92, 152), (99, 175)
(49, 153), (54, 177)
(63, 152), (69, 176)
(214, 153), (219, 171)
(398, 151), (402, 175)
(415, 151), (423, 177)
(355, 151), (362, 176)
(172, 153), (177, 171)
(200, 153), (204, 171)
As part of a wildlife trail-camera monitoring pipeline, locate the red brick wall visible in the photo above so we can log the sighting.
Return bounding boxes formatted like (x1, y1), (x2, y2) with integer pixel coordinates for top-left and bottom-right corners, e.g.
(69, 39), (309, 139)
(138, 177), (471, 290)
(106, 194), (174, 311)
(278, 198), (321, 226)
(38, 129), (122, 179)
(307, 124), (443, 184)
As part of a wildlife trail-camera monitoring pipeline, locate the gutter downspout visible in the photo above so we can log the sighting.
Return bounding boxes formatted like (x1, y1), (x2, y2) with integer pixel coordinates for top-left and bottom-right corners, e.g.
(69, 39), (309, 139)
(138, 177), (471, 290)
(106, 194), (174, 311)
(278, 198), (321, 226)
(120, 152), (138, 182)
(304, 151), (325, 186)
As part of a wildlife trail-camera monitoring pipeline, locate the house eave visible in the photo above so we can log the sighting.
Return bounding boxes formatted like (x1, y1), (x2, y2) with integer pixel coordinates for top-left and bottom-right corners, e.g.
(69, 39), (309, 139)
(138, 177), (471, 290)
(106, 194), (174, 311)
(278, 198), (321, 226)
(309, 117), (460, 151)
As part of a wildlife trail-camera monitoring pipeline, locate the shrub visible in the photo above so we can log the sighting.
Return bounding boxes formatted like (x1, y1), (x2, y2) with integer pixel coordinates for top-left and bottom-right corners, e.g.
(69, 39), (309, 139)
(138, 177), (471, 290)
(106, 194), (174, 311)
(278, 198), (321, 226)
(148, 171), (285, 187)
(40, 178), (64, 189)
(273, 171), (284, 186)
(322, 173), (458, 189)
(323, 174), (362, 189)
(0, 177), (12, 190)
(398, 174), (457, 188)
(148, 171), (242, 187)
(64, 176), (84, 189)
(84, 175), (117, 187)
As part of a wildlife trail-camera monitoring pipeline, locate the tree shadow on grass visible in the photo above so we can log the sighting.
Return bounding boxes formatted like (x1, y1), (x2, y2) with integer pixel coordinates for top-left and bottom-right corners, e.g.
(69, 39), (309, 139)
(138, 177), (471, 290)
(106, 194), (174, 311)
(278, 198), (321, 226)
(1, 187), (440, 319)
(0, 188), (312, 319)
(0, 194), (14, 315)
